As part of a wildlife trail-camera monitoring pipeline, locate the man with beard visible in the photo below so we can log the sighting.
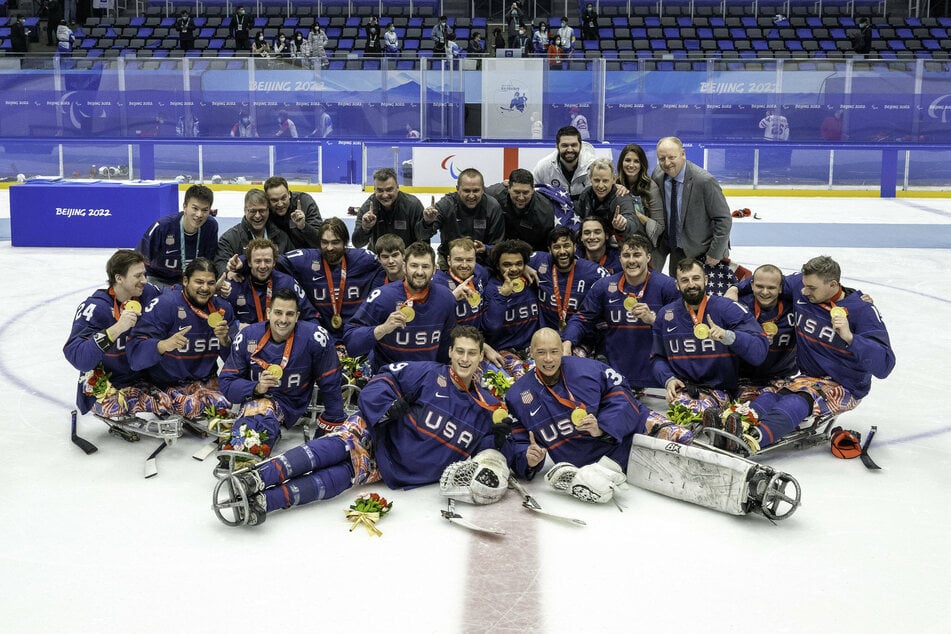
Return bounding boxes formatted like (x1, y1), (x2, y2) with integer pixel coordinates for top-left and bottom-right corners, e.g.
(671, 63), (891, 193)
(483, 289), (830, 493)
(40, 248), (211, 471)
(127, 258), (235, 418)
(483, 239), (540, 379)
(218, 238), (314, 327)
(263, 176), (323, 249)
(343, 242), (457, 372)
(215, 189), (290, 276)
(352, 168), (426, 251)
(419, 168), (505, 266)
(650, 258), (767, 416)
(530, 226), (607, 335)
(652, 137), (732, 276)
(563, 235), (680, 390)
(575, 216), (621, 275)
(64, 250), (165, 417)
(277, 218), (384, 344)
(218, 288), (345, 456)
(138, 184), (218, 289)
(485, 168), (554, 253)
(532, 125), (597, 202)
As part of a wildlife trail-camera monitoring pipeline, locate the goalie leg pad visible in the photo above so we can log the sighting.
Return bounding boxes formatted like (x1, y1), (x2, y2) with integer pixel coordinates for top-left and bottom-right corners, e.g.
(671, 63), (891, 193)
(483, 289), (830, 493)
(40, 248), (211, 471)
(440, 449), (510, 505)
(545, 456), (627, 504)
(626, 435), (801, 520)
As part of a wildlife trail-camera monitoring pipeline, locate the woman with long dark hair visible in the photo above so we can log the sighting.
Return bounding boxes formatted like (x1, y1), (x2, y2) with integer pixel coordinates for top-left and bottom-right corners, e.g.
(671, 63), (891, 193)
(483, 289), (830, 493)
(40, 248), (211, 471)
(616, 143), (666, 270)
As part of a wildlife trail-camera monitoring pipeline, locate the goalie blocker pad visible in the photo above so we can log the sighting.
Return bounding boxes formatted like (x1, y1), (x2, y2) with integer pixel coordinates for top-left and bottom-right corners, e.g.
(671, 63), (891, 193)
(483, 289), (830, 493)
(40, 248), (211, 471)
(626, 435), (801, 521)
(439, 449), (510, 505)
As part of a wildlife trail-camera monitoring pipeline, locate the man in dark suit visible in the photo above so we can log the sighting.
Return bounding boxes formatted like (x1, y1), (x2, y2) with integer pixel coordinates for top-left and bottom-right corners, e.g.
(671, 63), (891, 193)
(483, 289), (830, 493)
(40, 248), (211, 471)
(652, 137), (732, 276)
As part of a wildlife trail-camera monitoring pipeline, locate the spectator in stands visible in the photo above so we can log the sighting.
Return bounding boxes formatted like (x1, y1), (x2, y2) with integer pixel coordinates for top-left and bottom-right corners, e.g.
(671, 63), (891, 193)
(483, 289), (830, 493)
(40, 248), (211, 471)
(176, 9), (196, 51)
(365, 16), (382, 57)
(309, 106), (333, 138)
(492, 27), (506, 54)
(56, 19), (74, 56)
(230, 6), (252, 51)
(252, 32), (271, 57)
(308, 23), (329, 68)
(467, 31), (485, 58)
(11, 16), (30, 55)
(548, 35), (564, 69)
(581, 2), (598, 41)
(276, 111), (298, 138)
(432, 15), (450, 57)
(515, 24), (531, 56)
(231, 111), (258, 138)
(291, 31), (307, 64)
(384, 23), (401, 57)
(63, 0), (76, 25)
(446, 31), (464, 61)
(558, 17), (575, 58)
(273, 32), (291, 57)
(533, 21), (549, 57)
(46, 0), (63, 46)
(851, 17), (873, 55)
(507, 1), (524, 47)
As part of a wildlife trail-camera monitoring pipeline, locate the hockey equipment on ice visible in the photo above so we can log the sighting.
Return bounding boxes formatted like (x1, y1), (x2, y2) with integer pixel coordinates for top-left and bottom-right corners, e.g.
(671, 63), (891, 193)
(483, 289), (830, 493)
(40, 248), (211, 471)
(694, 412), (839, 460)
(626, 434), (801, 521)
(69, 410), (98, 455)
(508, 477), (586, 526)
(440, 498), (506, 536)
(545, 456), (627, 504)
(439, 449), (510, 505)
(212, 468), (267, 527)
(79, 411), (184, 478)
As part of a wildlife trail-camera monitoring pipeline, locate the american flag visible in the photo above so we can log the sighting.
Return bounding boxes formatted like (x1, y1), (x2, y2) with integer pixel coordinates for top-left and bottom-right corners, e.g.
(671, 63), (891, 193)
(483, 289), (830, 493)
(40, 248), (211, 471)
(535, 185), (580, 233)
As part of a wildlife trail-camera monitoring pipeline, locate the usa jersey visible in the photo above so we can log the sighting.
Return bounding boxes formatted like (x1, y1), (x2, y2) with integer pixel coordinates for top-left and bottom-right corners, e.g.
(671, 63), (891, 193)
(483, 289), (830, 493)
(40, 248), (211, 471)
(504, 356), (646, 469)
(64, 284), (162, 413)
(127, 288), (235, 387)
(219, 320), (344, 424)
(358, 361), (528, 488)
(785, 273), (895, 398)
(219, 270), (315, 325)
(733, 280), (798, 381)
(483, 275), (540, 352)
(138, 213), (219, 285)
(575, 245), (622, 275)
(278, 248), (384, 340)
(651, 295), (769, 393)
(529, 252), (608, 330)
(343, 281), (457, 372)
(563, 271), (680, 388)
(431, 264), (490, 329)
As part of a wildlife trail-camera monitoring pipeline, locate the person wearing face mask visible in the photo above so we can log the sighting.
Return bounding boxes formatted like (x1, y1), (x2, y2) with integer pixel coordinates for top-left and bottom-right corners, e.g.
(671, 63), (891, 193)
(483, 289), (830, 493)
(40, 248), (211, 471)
(290, 31), (307, 64)
(273, 32), (290, 57)
(365, 16), (382, 57)
(251, 32), (271, 57)
(383, 23), (400, 57)
(230, 6), (252, 51)
(307, 23), (330, 68)
(176, 9), (195, 51)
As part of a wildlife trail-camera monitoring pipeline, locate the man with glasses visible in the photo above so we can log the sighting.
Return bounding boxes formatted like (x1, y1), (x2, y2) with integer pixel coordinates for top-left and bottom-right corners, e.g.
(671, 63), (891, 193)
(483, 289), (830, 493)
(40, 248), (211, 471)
(215, 189), (291, 276)
(263, 176), (323, 249)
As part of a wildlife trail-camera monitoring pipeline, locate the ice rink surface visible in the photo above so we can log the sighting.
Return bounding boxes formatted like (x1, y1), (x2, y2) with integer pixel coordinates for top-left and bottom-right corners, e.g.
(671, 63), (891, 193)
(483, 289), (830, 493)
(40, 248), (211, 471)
(1, 187), (949, 633)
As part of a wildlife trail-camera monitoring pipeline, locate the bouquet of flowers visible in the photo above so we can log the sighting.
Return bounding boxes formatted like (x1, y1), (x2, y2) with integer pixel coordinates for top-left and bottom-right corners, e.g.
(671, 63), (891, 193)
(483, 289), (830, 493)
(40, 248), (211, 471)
(482, 367), (515, 399)
(719, 401), (762, 453)
(666, 401), (702, 427)
(339, 354), (372, 388)
(203, 404), (236, 437)
(80, 365), (125, 406)
(222, 424), (271, 457)
(345, 492), (393, 536)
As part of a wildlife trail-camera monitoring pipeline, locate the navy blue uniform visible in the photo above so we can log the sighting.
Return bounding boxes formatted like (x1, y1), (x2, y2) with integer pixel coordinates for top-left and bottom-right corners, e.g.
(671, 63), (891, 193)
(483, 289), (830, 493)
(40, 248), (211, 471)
(529, 252), (607, 330)
(483, 275), (540, 353)
(431, 265), (490, 329)
(219, 271), (315, 325)
(138, 212), (219, 286)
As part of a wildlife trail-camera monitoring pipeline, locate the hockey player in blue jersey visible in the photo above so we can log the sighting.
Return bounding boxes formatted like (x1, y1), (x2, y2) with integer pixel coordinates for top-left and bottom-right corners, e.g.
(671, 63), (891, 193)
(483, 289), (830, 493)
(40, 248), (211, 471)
(277, 218), (384, 343)
(531, 226), (608, 347)
(562, 235), (680, 389)
(651, 258), (768, 413)
(137, 184), (218, 288)
(212, 326), (543, 526)
(218, 288), (346, 456)
(575, 216), (622, 274)
(344, 242), (458, 372)
(483, 239), (541, 379)
(717, 256), (895, 450)
(371, 233), (406, 287)
(64, 250), (167, 417)
(504, 327), (647, 503)
(127, 258), (235, 418)
(217, 238), (314, 326)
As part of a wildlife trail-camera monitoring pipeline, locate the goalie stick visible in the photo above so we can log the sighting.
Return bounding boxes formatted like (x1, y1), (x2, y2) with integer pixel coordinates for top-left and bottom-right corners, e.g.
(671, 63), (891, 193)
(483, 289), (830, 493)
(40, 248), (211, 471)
(508, 477), (587, 526)
(440, 498), (506, 536)
(70, 409), (98, 455)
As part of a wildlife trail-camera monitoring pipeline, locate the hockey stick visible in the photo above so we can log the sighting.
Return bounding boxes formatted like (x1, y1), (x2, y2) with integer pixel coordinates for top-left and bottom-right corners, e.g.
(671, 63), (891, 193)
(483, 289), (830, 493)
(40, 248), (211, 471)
(859, 425), (882, 470)
(70, 410), (98, 455)
(508, 477), (587, 526)
(441, 499), (506, 536)
(144, 441), (168, 479)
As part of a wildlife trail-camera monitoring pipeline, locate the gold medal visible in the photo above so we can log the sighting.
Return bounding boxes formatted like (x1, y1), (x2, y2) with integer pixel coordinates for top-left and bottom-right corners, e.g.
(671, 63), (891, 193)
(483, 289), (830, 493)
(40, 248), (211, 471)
(559, 320), (567, 331)
(693, 323), (710, 339)
(511, 278), (525, 293)
(492, 408), (509, 424)
(266, 364), (283, 379)
(207, 311), (224, 328)
(123, 300), (142, 313)
(571, 407), (587, 425)
(400, 305), (416, 322)
(830, 306), (848, 319)
(762, 321), (779, 336)
(331, 314), (343, 329)
(467, 291), (481, 308)
(623, 296), (638, 311)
